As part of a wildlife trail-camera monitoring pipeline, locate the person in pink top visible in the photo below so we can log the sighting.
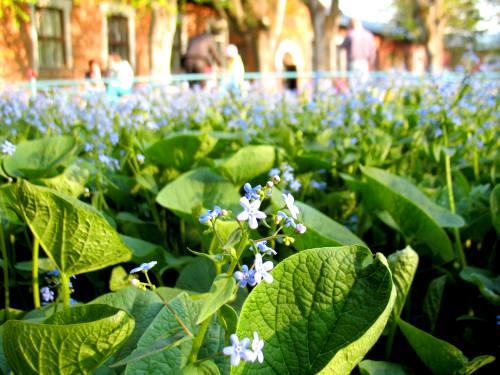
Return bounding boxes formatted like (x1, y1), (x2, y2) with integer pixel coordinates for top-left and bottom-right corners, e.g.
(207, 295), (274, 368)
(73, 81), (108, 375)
(341, 18), (377, 74)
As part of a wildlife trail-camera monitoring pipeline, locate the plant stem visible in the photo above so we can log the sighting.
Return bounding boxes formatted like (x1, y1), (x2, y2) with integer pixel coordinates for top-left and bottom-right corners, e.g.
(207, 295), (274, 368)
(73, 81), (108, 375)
(60, 273), (70, 307)
(227, 231), (248, 274)
(0, 224), (10, 320)
(443, 127), (466, 268)
(32, 237), (40, 308)
(188, 317), (212, 364)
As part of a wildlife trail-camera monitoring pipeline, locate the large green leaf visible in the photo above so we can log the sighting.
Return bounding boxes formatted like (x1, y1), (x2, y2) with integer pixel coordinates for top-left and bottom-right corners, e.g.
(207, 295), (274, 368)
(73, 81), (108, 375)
(387, 246), (419, 326)
(270, 188), (365, 249)
(195, 275), (237, 324)
(459, 266), (500, 305)
(360, 166), (464, 263)
(0, 184), (21, 224)
(219, 145), (275, 185)
(90, 287), (164, 366)
(398, 320), (495, 375)
(293, 201), (367, 249)
(3, 135), (79, 179)
(233, 246), (396, 374)
(3, 304), (135, 375)
(124, 293), (199, 374)
(145, 132), (217, 171)
(359, 360), (410, 375)
(156, 167), (240, 220)
(176, 257), (216, 293)
(16, 180), (131, 275)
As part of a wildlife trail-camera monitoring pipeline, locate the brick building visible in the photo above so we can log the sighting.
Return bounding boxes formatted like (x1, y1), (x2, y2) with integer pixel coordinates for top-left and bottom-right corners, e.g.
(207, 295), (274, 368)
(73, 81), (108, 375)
(0, 0), (434, 83)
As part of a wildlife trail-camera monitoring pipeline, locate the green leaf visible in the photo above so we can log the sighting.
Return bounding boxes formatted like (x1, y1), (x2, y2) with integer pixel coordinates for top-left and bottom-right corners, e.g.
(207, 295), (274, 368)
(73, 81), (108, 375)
(176, 257), (216, 293)
(219, 145), (275, 185)
(490, 184), (500, 233)
(423, 275), (447, 333)
(90, 287), (164, 365)
(0, 184), (21, 224)
(465, 355), (496, 374)
(183, 361), (221, 375)
(198, 319), (228, 374)
(387, 246), (419, 326)
(0, 326), (10, 375)
(359, 360), (410, 375)
(110, 331), (190, 368)
(195, 275), (236, 324)
(459, 266), (500, 305)
(3, 304), (135, 375)
(109, 266), (136, 291)
(3, 135), (79, 179)
(233, 246), (396, 374)
(156, 167), (240, 220)
(16, 180), (131, 275)
(293, 201), (367, 249)
(124, 293), (199, 374)
(145, 132), (217, 171)
(15, 257), (56, 273)
(398, 319), (467, 375)
(218, 304), (238, 339)
(34, 161), (89, 197)
(360, 166), (464, 263)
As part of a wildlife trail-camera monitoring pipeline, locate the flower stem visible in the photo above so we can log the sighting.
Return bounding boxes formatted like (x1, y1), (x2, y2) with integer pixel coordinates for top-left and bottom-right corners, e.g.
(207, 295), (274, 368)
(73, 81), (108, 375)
(188, 316), (212, 364)
(60, 273), (70, 307)
(32, 237), (40, 308)
(228, 231), (248, 274)
(443, 127), (466, 268)
(0, 224), (10, 320)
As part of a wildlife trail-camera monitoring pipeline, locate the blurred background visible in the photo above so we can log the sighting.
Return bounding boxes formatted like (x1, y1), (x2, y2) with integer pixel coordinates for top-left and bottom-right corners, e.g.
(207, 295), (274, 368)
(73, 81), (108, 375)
(0, 0), (498, 84)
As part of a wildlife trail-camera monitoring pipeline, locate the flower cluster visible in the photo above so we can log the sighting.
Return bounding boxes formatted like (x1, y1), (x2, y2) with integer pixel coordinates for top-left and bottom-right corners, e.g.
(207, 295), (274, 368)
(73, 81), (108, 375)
(270, 164), (301, 192)
(199, 205), (226, 224)
(1, 140), (16, 155)
(223, 332), (265, 366)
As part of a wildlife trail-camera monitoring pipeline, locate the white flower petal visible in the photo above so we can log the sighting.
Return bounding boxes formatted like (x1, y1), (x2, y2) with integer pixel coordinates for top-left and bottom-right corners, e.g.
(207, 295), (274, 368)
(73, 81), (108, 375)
(263, 272), (273, 283)
(254, 211), (267, 219)
(223, 346), (233, 355)
(248, 215), (258, 229)
(231, 353), (241, 366)
(237, 211), (249, 221)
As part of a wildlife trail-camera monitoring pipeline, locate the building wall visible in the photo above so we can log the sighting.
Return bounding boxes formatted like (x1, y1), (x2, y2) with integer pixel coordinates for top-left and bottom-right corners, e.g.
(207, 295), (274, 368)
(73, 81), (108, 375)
(0, 8), (32, 82)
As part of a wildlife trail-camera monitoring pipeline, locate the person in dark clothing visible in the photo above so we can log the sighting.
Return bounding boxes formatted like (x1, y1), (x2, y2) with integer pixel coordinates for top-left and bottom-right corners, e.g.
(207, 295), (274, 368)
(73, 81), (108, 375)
(283, 53), (297, 91)
(184, 31), (223, 88)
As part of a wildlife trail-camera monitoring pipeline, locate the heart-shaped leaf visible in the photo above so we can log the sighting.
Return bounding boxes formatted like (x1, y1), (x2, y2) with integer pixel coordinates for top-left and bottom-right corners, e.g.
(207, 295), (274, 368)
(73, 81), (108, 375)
(3, 304), (135, 375)
(156, 167), (240, 220)
(219, 145), (275, 185)
(360, 166), (464, 263)
(233, 246), (396, 374)
(124, 293), (199, 374)
(3, 135), (79, 179)
(195, 275), (237, 324)
(145, 132), (217, 171)
(15, 180), (132, 275)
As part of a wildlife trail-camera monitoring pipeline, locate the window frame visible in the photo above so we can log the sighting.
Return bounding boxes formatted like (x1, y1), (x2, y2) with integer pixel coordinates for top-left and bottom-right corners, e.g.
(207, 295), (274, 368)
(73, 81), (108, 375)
(35, 6), (66, 68)
(30, 0), (73, 72)
(100, 3), (136, 69)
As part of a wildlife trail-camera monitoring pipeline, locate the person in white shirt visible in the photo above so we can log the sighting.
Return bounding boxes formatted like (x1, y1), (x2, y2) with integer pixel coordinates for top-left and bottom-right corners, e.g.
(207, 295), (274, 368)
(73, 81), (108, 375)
(107, 53), (134, 98)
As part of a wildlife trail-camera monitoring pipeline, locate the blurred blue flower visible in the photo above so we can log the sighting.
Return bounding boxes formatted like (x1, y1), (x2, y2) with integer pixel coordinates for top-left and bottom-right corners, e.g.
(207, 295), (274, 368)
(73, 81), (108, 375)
(130, 261), (157, 274)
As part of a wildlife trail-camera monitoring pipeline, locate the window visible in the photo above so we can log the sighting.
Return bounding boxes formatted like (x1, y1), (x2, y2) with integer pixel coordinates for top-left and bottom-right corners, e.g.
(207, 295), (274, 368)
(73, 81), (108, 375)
(100, 3), (135, 68)
(108, 15), (129, 60)
(35, 7), (65, 68)
(30, 0), (72, 72)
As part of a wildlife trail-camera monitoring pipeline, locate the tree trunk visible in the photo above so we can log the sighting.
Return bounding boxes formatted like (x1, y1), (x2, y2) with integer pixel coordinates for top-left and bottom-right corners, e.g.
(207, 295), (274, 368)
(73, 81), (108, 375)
(307, 0), (340, 72)
(149, 0), (177, 77)
(255, 0), (287, 73)
(418, 0), (445, 73)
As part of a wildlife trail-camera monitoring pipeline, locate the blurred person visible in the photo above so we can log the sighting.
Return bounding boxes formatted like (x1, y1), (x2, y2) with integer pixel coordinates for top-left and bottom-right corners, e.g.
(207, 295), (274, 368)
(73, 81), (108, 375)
(107, 53), (134, 98)
(221, 44), (245, 92)
(341, 18), (376, 75)
(183, 24), (223, 89)
(85, 60), (105, 91)
(283, 52), (297, 91)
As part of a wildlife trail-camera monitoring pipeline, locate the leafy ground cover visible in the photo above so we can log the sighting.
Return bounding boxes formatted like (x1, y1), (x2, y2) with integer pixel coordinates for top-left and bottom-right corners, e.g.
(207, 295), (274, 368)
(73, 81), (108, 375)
(0, 75), (498, 374)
